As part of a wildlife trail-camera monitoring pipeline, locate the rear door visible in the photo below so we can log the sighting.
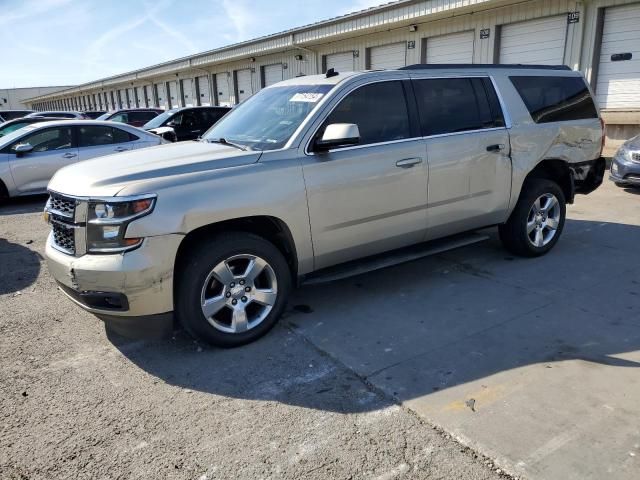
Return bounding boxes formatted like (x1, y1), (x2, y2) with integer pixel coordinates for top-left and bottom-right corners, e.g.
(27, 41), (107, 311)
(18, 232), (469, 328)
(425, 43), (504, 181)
(325, 52), (355, 72)
(215, 72), (232, 106)
(7, 126), (78, 194)
(411, 76), (511, 239)
(76, 125), (136, 161)
(368, 43), (407, 69)
(235, 69), (253, 103)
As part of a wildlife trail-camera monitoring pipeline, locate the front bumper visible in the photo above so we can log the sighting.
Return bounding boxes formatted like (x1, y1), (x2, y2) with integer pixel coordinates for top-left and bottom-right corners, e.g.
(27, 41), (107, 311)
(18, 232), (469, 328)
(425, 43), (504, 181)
(45, 232), (183, 328)
(609, 155), (640, 186)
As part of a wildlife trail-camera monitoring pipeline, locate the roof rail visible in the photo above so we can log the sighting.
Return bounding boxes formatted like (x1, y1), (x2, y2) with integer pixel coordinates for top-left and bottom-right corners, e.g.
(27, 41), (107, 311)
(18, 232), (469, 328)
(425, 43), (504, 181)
(399, 64), (572, 71)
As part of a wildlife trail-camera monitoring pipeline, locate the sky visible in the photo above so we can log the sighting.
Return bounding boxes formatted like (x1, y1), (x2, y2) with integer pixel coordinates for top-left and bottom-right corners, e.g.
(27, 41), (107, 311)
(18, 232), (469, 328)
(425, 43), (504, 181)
(0, 0), (387, 88)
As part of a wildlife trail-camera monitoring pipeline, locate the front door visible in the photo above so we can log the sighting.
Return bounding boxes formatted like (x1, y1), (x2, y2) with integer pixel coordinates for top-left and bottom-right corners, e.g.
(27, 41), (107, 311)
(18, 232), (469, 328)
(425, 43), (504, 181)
(8, 126), (78, 194)
(302, 80), (428, 269)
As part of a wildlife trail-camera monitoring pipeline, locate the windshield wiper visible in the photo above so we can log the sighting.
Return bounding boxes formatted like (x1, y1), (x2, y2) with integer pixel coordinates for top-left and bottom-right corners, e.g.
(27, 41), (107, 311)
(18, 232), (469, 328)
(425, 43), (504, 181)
(208, 137), (249, 151)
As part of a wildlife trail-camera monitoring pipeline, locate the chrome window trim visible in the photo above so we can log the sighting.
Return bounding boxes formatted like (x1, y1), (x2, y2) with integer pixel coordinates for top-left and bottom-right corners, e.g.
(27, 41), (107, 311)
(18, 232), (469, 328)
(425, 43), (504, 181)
(303, 74), (511, 156)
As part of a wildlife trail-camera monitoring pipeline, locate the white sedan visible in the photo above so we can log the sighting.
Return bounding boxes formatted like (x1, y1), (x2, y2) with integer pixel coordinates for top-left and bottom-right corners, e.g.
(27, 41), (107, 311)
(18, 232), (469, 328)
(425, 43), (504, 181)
(0, 120), (167, 200)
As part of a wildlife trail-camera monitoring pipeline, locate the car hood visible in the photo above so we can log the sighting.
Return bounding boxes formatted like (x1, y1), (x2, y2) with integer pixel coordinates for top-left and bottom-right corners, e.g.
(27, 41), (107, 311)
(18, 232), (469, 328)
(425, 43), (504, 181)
(48, 141), (262, 197)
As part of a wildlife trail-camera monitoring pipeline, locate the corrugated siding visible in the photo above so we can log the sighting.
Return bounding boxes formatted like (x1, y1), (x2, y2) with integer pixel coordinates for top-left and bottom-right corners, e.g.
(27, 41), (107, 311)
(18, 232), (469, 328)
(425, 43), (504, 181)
(499, 15), (568, 65)
(425, 30), (475, 63)
(27, 0), (640, 117)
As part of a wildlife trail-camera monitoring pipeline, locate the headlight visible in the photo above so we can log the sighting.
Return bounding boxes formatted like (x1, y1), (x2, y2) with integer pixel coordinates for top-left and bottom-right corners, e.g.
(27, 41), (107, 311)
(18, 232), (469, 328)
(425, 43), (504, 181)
(614, 143), (636, 164)
(86, 195), (156, 253)
(611, 162), (619, 175)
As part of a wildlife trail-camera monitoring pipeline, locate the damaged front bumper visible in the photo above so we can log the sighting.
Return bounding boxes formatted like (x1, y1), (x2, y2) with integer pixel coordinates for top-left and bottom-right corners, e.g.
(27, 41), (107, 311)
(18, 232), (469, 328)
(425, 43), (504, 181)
(45, 233), (183, 337)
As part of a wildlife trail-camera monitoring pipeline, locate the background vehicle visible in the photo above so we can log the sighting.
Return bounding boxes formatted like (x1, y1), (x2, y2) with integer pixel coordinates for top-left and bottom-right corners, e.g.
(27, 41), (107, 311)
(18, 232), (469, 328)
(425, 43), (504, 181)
(96, 109), (163, 127)
(610, 133), (640, 188)
(0, 120), (165, 199)
(0, 110), (35, 122)
(44, 66), (605, 347)
(82, 111), (107, 119)
(0, 117), (72, 138)
(142, 106), (231, 142)
(25, 111), (89, 119)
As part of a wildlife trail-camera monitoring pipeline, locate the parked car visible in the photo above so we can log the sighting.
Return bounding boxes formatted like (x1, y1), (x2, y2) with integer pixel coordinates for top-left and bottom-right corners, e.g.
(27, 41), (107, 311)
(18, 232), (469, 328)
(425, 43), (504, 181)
(44, 65), (605, 347)
(96, 109), (163, 127)
(142, 106), (231, 142)
(0, 110), (35, 122)
(610, 133), (640, 188)
(0, 120), (166, 199)
(0, 117), (72, 138)
(82, 111), (107, 119)
(25, 111), (89, 119)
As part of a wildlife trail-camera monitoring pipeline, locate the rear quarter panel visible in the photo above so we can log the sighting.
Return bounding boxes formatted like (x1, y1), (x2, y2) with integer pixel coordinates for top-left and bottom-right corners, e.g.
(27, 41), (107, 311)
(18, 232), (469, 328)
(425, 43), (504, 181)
(492, 73), (602, 213)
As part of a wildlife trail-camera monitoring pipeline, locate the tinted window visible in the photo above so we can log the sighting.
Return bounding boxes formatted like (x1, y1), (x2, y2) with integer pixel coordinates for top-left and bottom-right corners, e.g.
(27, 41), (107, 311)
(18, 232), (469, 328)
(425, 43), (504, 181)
(510, 76), (598, 123)
(322, 81), (410, 146)
(78, 126), (115, 146)
(413, 78), (500, 136)
(113, 127), (136, 143)
(14, 127), (73, 152)
(128, 111), (158, 122)
(110, 113), (128, 123)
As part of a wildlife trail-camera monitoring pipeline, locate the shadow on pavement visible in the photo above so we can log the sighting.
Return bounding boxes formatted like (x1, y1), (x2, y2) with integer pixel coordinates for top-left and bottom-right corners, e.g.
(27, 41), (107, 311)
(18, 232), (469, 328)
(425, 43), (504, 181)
(112, 219), (640, 412)
(0, 238), (42, 295)
(0, 194), (48, 216)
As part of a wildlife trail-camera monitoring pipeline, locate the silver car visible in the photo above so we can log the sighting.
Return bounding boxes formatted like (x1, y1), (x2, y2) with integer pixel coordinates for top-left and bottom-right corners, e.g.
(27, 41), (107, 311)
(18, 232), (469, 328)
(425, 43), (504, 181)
(610, 134), (640, 188)
(0, 120), (165, 199)
(44, 65), (605, 347)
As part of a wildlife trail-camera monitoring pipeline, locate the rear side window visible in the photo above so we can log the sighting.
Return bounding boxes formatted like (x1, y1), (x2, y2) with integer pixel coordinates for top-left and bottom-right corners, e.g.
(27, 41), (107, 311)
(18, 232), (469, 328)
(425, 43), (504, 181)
(509, 76), (598, 123)
(78, 126), (137, 146)
(413, 78), (504, 136)
(128, 111), (158, 123)
(322, 81), (411, 146)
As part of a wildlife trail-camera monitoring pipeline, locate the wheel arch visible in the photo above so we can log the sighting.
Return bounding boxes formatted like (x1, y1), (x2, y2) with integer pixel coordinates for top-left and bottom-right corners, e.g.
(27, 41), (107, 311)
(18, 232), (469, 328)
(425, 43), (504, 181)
(174, 215), (299, 281)
(523, 159), (574, 204)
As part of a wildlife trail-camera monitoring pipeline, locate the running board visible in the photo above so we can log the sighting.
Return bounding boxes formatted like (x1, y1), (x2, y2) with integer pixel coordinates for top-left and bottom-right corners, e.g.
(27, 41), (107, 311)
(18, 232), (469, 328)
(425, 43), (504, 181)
(302, 232), (490, 285)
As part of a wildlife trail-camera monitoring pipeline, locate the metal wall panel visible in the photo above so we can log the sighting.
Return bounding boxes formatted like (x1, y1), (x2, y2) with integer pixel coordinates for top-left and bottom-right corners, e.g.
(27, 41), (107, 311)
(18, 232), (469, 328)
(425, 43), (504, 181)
(197, 76), (211, 105)
(263, 64), (284, 87)
(499, 15), (568, 65)
(367, 42), (407, 69)
(425, 30), (475, 63)
(235, 69), (254, 102)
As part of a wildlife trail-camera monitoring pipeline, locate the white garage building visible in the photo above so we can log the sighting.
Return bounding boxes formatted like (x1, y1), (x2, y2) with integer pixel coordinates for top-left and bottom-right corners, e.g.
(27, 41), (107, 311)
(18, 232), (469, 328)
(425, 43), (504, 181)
(26, 0), (640, 153)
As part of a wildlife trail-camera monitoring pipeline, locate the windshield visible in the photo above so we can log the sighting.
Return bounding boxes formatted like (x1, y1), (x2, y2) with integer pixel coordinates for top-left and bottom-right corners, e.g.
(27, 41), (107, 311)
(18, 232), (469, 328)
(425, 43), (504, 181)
(143, 109), (177, 129)
(96, 112), (111, 121)
(0, 122), (30, 137)
(202, 84), (334, 151)
(0, 124), (39, 147)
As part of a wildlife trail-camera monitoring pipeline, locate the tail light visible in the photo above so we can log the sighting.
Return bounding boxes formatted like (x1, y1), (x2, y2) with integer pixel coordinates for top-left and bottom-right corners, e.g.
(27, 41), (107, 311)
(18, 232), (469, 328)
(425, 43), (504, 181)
(599, 117), (606, 157)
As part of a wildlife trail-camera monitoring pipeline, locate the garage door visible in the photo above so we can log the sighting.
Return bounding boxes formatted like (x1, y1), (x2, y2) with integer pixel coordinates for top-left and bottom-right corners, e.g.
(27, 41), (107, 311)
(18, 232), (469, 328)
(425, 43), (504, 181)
(499, 15), (567, 65)
(368, 43), (407, 69)
(596, 3), (640, 109)
(236, 69), (253, 103)
(325, 51), (354, 72)
(127, 88), (135, 108)
(263, 64), (283, 87)
(135, 86), (144, 107)
(197, 76), (211, 106)
(182, 78), (195, 107)
(155, 83), (168, 109)
(425, 31), (474, 64)
(216, 72), (232, 106)
(168, 81), (179, 108)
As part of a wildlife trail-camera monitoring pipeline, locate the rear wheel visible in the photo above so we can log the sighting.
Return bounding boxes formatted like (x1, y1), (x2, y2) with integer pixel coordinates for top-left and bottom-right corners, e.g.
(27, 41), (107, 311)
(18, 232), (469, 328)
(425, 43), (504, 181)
(499, 178), (566, 257)
(175, 232), (291, 347)
(0, 180), (8, 205)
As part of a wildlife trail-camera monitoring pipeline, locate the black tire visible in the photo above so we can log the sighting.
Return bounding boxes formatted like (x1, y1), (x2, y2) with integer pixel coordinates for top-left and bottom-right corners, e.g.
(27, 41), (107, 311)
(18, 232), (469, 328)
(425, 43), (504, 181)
(0, 180), (8, 205)
(498, 178), (566, 257)
(614, 182), (626, 188)
(175, 232), (291, 348)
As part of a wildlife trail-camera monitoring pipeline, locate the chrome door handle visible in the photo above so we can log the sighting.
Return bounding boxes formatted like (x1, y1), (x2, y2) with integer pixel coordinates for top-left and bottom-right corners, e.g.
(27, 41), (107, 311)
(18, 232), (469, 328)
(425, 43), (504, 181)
(395, 158), (423, 168)
(114, 147), (128, 152)
(62, 153), (77, 159)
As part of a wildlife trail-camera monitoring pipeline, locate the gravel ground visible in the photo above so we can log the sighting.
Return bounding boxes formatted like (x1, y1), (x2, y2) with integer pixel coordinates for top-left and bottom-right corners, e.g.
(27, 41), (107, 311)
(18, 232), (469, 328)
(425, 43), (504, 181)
(0, 196), (503, 479)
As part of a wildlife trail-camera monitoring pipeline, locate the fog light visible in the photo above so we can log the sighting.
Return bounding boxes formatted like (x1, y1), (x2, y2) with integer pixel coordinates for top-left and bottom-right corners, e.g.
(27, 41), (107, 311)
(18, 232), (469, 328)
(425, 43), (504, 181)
(612, 163), (619, 175)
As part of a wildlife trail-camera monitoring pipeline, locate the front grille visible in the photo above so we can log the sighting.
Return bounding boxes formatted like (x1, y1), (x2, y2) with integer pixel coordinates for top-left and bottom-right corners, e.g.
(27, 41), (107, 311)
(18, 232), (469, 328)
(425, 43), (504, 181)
(52, 221), (76, 254)
(49, 194), (75, 218)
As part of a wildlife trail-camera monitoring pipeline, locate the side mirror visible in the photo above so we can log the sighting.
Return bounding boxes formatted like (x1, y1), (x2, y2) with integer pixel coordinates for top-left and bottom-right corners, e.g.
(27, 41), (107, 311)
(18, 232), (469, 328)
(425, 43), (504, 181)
(314, 123), (360, 152)
(13, 143), (34, 156)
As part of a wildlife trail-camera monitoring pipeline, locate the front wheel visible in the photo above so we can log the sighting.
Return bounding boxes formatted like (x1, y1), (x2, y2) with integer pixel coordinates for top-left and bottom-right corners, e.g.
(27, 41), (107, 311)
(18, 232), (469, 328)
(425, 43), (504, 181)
(175, 232), (292, 347)
(499, 178), (566, 257)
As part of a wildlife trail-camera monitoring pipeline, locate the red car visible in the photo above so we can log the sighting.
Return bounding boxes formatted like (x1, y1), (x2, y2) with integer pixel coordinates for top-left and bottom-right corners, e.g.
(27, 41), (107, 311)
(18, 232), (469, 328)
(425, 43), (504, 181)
(96, 108), (163, 127)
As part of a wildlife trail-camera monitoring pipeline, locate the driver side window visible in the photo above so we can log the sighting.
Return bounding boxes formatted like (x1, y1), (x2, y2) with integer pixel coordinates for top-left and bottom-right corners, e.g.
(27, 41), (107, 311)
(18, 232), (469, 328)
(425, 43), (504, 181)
(12, 127), (73, 153)
(321, 81), (411, 147)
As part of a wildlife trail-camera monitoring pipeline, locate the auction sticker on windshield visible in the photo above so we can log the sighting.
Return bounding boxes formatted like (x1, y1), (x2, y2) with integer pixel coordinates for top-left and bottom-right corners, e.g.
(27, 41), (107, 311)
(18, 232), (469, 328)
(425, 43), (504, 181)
(289, 93), (324, 103)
